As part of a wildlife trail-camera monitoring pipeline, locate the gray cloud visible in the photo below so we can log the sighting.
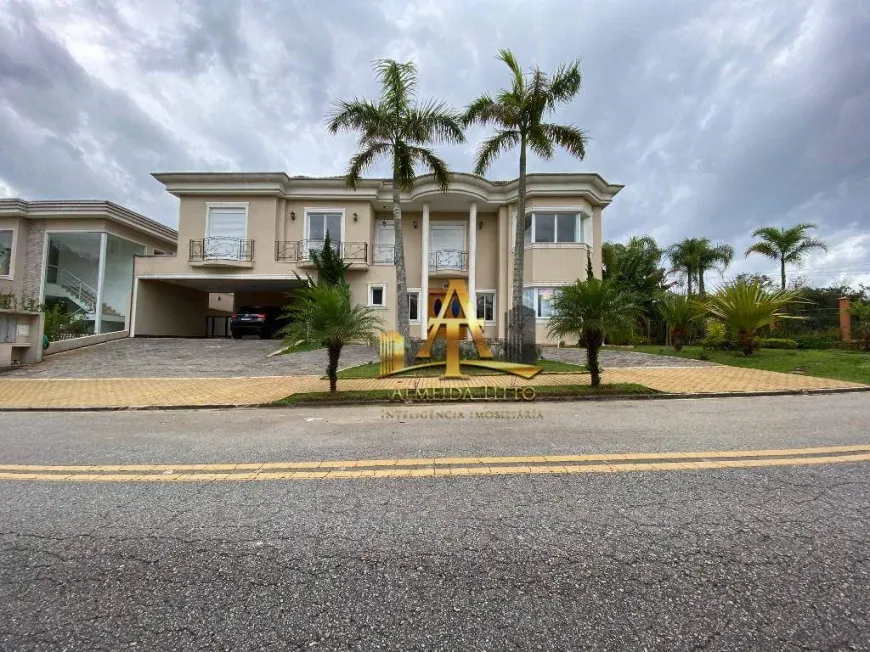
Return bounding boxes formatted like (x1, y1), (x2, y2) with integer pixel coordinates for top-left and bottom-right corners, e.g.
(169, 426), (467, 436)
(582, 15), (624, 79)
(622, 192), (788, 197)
(0, 0), (867, 284)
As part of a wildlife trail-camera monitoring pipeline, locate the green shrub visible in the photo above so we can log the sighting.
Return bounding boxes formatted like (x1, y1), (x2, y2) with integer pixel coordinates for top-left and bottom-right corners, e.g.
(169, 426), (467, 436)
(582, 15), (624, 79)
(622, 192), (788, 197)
(792, 331), (839, 350)
(756, 337), (798, 349)
(701, 320), (732, 350)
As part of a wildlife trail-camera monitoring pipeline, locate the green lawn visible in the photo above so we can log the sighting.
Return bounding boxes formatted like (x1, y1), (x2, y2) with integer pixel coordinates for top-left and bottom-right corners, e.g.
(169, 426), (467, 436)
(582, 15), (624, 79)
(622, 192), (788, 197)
(336, 358), (587, 379)
(634, 345), (870, 385)
(273, 383), (655, 405)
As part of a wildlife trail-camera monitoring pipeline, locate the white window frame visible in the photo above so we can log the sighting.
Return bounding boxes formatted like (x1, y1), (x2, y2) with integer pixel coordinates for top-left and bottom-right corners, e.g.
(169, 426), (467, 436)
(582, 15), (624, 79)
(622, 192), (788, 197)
(523, 285), (568, 320)
(368, 282), (387, 308)
(374, 219), (395, 265)
(304, 208), (346, 244)
(205, 202), (249, 239)
(407, 288), (421, 323)
(0, 226), (16, 280)
(476, 289), (496, 324)
(523, 208), (591, 246)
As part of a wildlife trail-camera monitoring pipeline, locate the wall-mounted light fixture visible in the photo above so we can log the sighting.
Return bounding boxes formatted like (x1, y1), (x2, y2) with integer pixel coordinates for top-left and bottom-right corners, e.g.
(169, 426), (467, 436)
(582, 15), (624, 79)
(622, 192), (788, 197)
(353, 212), (358, 222)
(478, 221), (483, 230)
(290, 211), (296, 221)
(382, 219), (387, 227)
(413, 220), (418, 229)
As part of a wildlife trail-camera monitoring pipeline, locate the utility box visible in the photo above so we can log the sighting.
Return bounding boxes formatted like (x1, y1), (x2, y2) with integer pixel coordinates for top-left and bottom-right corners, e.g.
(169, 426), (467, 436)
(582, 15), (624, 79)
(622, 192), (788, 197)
(0, 310), (44, 369)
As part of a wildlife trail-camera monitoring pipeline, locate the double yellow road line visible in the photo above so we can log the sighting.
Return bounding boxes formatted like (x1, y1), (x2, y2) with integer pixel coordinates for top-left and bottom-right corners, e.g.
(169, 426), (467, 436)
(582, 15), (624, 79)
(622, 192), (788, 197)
(1, 444), (869, 483)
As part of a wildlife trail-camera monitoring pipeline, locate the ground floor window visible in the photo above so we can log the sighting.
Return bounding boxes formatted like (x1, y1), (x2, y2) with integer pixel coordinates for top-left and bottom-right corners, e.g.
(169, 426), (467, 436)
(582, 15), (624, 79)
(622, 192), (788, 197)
(476, 291), (495, 322)
(523, 287), (558, 319)
(408, 290), (420, 322)
(368, 283), (387, 307)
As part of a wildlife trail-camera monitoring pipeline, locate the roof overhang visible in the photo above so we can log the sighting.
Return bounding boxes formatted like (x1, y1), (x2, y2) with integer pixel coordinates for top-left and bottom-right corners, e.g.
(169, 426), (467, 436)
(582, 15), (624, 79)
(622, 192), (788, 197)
(151, 171), (624, 207)
(0, 199), (177, 245)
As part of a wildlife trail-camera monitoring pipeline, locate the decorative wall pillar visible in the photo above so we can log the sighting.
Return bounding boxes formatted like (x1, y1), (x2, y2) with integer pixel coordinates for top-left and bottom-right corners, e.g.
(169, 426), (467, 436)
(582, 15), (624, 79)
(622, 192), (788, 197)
(497, 206), (508, 339)
(839, 296), (852, 342)
(420, 202), (430, 338)
(468, 202), (477, 318)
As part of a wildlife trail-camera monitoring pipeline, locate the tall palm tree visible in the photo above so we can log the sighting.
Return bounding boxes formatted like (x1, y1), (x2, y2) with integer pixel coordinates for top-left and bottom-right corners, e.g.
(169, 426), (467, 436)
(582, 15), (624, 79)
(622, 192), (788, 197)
(327, 59), (465, 343)
(464, 49), (588, 341)
(745, 223), (828, 289)
(668, 238), (734, 296)
(280, 284), (383, 392)
(548, 278), (640, 387)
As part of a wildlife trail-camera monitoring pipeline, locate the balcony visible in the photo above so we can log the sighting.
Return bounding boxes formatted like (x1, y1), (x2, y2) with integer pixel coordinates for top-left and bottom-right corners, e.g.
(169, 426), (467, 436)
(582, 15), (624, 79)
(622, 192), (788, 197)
(276, 240), (369, 268)
(188, 237), (254, 268)
(429, 249), (468, 275)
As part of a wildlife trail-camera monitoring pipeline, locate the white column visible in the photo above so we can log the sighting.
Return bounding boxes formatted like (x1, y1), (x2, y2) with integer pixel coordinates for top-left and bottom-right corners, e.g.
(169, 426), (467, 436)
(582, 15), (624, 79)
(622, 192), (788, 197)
(420, 202), (430, 338)
(95, 232), (108, 334)
(468, 202), (477, 318)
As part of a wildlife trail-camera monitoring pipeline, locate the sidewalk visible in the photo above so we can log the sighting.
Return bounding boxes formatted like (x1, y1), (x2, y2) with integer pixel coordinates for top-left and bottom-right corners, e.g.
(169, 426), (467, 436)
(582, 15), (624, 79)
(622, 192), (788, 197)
(0, 367), (865, 409)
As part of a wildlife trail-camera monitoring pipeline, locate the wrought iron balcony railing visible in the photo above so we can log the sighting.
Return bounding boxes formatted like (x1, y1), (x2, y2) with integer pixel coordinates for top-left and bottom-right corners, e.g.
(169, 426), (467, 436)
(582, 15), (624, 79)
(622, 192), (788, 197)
(429, 249), (468, 272)
(275, 240), (369, 264)
(189, 237), (254, 262)
(372, 245), (395, 265)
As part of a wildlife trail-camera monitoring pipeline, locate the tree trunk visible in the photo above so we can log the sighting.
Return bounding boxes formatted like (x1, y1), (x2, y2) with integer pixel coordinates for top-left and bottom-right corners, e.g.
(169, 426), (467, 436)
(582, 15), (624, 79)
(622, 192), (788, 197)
(780, 257), (786, 290)
(698, 270), (705, 297)
(327, 341), (343, 392)
(586, 330), (603, 387)
(686, 267), (694, 296)
(509, 136), (528, 343)
(737, 329), (754, 356)
(672, 327), (685, 352)
(391, 183), (410, 347)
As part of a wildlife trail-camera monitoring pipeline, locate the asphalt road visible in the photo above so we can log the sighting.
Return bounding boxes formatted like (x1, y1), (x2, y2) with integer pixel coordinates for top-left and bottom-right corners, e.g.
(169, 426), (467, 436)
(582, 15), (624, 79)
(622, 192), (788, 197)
(1, 394), (869, 651)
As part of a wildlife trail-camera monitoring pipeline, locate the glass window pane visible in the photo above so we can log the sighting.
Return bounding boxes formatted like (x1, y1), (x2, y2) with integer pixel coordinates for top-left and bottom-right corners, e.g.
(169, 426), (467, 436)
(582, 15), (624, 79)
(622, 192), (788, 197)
(325, 214), (342, 241)
(0, 230), (12, 276)
(476, 293), (494, 321)
(42, 232), (102, 336)
(100, 235), (145, 333)
(523, 289), (534, 309)
(371, 286), (384, 306)
(534, 214), (555, 242)
(556, 214), (577, 242)
(538, 288), (554, 318)
(523, 214), (533, 244)
(207, 207), (246, 239)
(409, 292), (419, 321)
(308, 214), (324, 241)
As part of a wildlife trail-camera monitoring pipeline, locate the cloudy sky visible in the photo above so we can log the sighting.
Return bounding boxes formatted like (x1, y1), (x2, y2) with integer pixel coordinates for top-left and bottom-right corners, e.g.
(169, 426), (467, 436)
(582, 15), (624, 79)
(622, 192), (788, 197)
(1, 0), (868, 287)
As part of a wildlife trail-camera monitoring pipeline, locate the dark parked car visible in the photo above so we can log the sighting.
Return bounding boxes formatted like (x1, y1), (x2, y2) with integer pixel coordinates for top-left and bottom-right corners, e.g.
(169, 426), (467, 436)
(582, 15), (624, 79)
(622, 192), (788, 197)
(229, 306), (288, 339)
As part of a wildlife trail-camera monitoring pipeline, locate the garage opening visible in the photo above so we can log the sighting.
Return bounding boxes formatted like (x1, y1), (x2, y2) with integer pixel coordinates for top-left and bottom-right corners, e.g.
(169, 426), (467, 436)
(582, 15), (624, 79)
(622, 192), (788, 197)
(132, 277), (305, 339)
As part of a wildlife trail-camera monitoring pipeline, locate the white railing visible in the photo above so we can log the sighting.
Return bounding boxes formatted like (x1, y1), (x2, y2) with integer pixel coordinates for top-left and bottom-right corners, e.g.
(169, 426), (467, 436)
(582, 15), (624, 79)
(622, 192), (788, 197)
(47, 265), (97, 312)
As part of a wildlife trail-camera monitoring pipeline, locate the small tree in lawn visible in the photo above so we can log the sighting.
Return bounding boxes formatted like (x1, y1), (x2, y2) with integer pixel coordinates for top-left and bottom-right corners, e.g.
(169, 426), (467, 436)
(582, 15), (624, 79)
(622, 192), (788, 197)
(279, 284), (382, 392)
(656, 292), (705, 351)
(310, 233), (351, 287)
(705, 279), (804, 355)
(848, 302), (870, 350)
(548, 278), (640, 387)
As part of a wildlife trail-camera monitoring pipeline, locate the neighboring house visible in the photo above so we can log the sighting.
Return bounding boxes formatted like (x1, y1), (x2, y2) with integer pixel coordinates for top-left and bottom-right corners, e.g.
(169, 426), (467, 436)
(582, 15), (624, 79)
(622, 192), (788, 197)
(0, 199), (177, 337)
(132, 172), (622, 344)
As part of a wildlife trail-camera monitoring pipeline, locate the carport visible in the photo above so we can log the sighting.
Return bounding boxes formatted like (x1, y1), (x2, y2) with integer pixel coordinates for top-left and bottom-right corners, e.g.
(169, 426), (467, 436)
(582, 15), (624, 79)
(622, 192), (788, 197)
(131, 276), (305, 338)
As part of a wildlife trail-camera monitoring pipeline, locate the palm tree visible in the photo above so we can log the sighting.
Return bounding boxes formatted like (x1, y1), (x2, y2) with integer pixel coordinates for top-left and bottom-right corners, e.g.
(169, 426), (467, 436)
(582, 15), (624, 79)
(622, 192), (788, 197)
(327, 59), (465, 344)
(656, 292), (705, 351)
(280, 284), (383, 392)
(745, 223), (828, 289)
(705, 279), (804, 355)
(464, 49), (588, 342)
(668, 238), (734, 296)
(548, 278), (640, 387)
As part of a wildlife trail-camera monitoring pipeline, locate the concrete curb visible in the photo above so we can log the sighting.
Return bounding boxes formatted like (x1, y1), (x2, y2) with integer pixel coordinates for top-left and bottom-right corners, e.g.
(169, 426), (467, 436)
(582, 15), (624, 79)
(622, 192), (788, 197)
(1, 385), (868, 412)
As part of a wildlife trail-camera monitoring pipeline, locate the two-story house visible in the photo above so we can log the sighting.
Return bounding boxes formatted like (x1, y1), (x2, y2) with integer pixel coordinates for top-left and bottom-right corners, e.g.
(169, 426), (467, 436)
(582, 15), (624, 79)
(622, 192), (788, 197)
(131, 172), (622, 344)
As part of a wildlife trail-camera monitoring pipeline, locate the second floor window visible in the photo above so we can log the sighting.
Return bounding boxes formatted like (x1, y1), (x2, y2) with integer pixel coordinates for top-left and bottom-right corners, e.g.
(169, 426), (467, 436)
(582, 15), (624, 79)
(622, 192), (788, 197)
(207, 206), (246, 241)
(523, 212), (587, 244)
(308, 212), (342, 243)
(0, 230), (13, 277)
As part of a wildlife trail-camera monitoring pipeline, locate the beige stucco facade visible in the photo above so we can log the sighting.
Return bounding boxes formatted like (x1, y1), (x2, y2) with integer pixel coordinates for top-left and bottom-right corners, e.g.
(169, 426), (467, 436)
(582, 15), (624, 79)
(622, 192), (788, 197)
(132, 172), (622, 343)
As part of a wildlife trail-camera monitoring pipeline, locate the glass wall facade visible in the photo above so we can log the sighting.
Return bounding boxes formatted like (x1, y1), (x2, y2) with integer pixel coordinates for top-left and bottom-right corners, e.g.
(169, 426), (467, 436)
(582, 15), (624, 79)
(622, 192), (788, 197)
(42, 232), (144, 336)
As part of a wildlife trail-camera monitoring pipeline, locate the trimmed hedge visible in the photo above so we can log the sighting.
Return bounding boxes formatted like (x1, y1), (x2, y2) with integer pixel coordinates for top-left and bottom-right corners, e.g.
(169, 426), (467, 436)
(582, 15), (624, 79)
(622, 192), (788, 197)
(756, 337), (798, 350)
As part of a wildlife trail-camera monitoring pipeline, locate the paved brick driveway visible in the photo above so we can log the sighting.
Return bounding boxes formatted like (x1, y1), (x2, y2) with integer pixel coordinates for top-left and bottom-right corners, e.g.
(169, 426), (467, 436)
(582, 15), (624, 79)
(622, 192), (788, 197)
(5, 338), (378, 378)
(541, 347), (715, 368)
